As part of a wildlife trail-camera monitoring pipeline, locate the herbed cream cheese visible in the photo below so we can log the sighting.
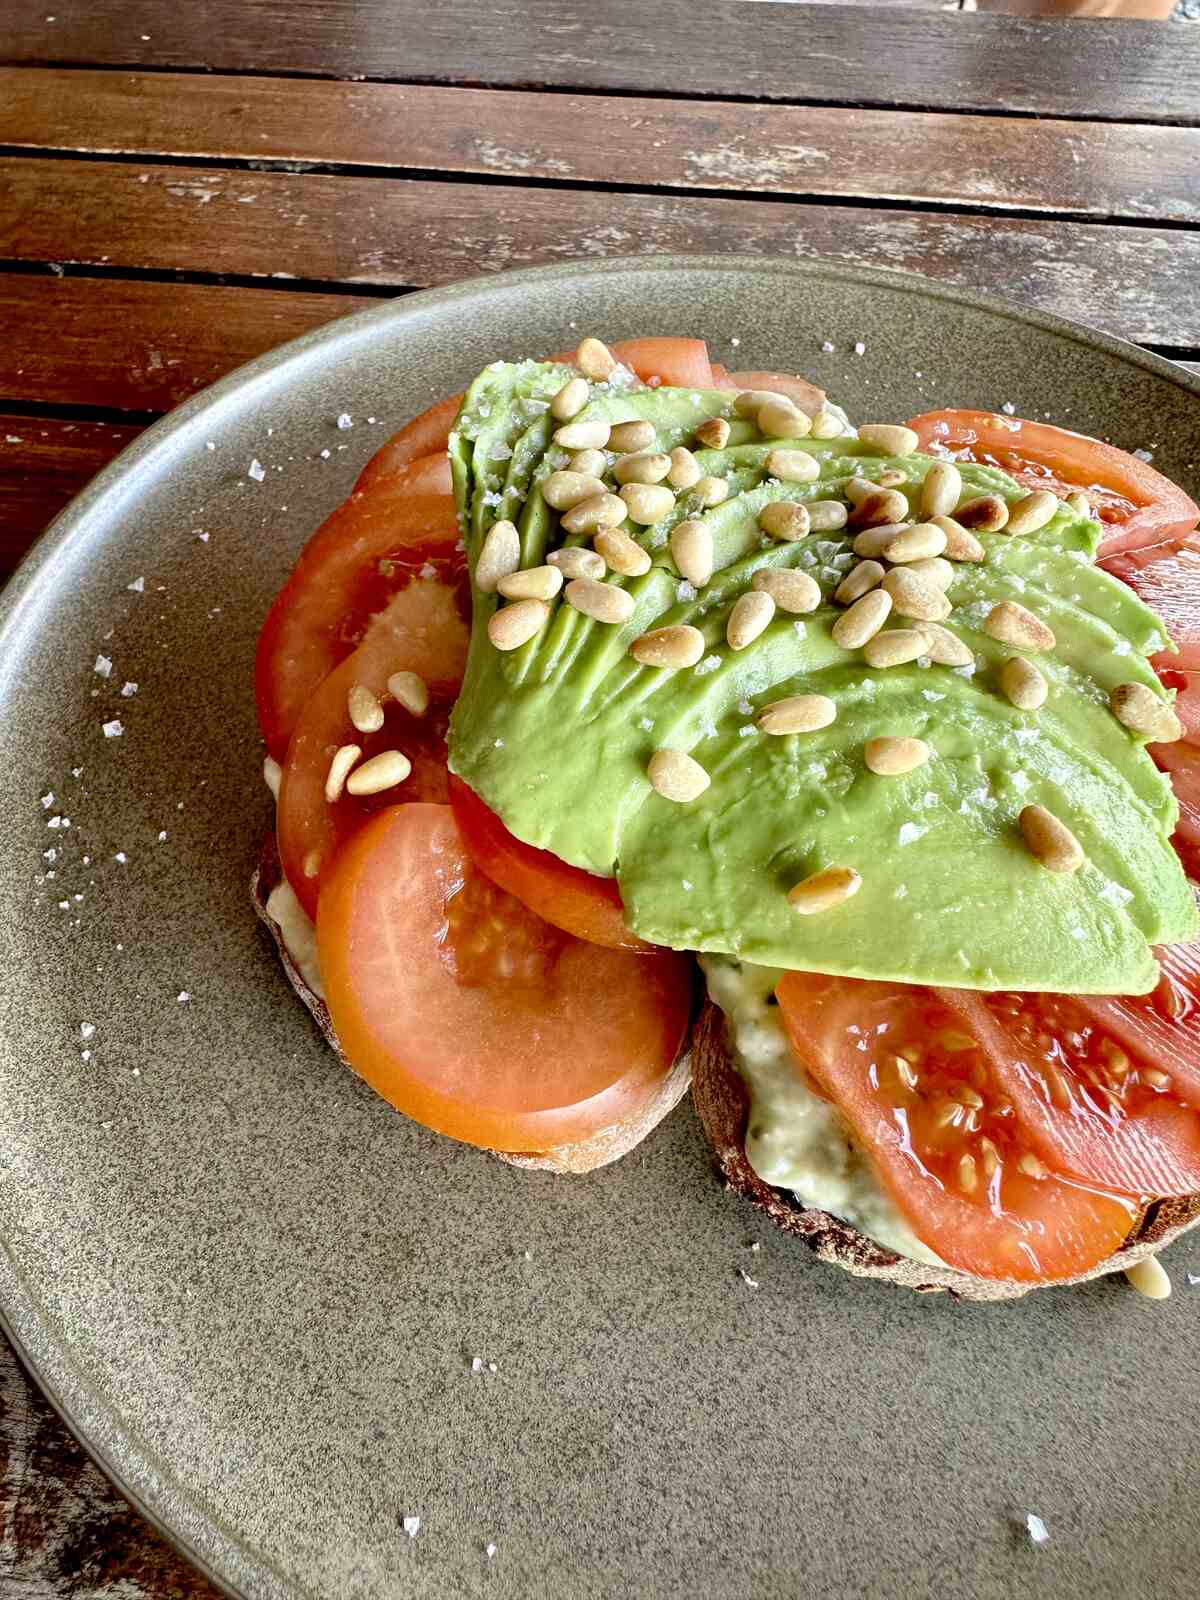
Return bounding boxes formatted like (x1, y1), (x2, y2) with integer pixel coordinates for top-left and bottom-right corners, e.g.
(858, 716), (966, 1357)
(700, 953), (944, 1267)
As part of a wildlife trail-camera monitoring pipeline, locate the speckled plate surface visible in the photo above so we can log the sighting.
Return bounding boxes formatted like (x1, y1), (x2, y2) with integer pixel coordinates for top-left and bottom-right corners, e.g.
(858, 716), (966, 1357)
(2, 257), (1199, 1600)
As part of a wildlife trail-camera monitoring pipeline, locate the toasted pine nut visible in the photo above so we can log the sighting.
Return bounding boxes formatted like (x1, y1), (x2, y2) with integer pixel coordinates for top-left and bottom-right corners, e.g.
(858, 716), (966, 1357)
(759, 694), (837, 735)
(808, 499), (849, 532)
(630, 624), (706, 668)
(565, 577), (635, 624)
(1000, 656), (1048, 711)
(836, 560), (885, 605)
(845, 477), (878, 506)
(497, 563), (564, 601)
(956, 494), (1009, 533)
(852, 522), (911, 559)
(883, 522), (947, 563)
(346, 748), (412, 797)
(809, 410), (844, 440)
(475, 519), (521, 593)
(733, 389), (776, 418)
(858, 423), (919, 458)
(324, 743), (361, 803)
(930, 515), (985, 562)
(1019, 804), (1084, 874)
(788, 865), (862, 914)
(1110, 681), (1183, 741)
(766, 447), (820, 484)
(907, 556), (955, 591)
(864, 735), (930, 776)
(347, 683), (385, 733)
(863, 628), (931, 668)
(553, 418), (611, 451)
(647, 748), (710, 802)
(920, 623), (974, 668)
(850, 488), (909, 527)
(695, 416), (731, 450)
(882, 568), (952, 623)
(620, 482), (676, 525)
(728, 590), (775, 650)
(387, 671), (429, 716)
(985, 600), (1055, 652)
(1066, 490), (1093, 518)
(693, 475), (729, 508)
(832, 588), (893, 649)
(608, 419), (656, 453)
(488, 598), (549, 651)
(561, 492), (627, 535)
(759, 500), (811, 541)
(569, 447), (609, 477)
(613, 451), (671, 485)
(1125, 1256), (1172, 1300)
(576, 336), (615, 380)
(752, 567), (821, 613)
(543, 470), (608, 509)
(1005, 489), (1059, 536)
(921, 462), (962, 518)
(550, 376), (589, 421)
(668, 445), (701, 489)
(595, 528), (651, 577)
(547, 545), (606, 581)
(758, 398), (811, 439)
(670, 520), (713, 587)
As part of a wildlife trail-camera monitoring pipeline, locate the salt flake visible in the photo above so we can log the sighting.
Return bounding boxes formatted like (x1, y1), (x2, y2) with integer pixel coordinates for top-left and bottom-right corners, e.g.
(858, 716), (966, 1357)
(1025, 1514), (1049, 1548)
(402, 1516), (420, 1539)
(94, 655), (112, 678)
(248, 459), (266, 482)
(102, 719), (123, 738)
(40, 791), (54, 808)
(120, 681), (138, 697)
(336, 413), (353, 431)
(897, 822), (926, 846)
(126, 576), (144, 593)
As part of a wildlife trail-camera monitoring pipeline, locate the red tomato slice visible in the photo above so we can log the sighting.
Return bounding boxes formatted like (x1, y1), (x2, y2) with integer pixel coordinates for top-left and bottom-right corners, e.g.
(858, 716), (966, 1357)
(709, 362), (736, 390)
(354, 393), (464, 492)
(775, 973), (1136, 1283)
(316, 804), (693, 1153)
(725, 369), (826, 417)
(447, 774), (653, 953)
(543, 337), (713, 389)
(254, 453), (459, 760)
(1147, 739), (1200, 879)
(277, 576), (469, 920)
(1155, 667), (1200, 742)
(1104, 541), (1200, 671)
(907, 409), (1200, 558)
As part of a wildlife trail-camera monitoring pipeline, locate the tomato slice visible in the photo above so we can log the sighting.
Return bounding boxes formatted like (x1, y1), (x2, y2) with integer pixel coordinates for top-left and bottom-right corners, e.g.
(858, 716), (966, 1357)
(447, 774), (653, 953)
(254, 453), (459, 760)
(1155, 667), (1200, 742)
(725, 369), (826, 417)
(316, 804), (693, 1153)
(907, 409), (1200, 558)
(354, 393), (464, 492)
(775, 972), (1136, 1282)
(277, 574), (469, 920)
(1103, 541), (1200, 671)
(1147, 739), (1200, 879)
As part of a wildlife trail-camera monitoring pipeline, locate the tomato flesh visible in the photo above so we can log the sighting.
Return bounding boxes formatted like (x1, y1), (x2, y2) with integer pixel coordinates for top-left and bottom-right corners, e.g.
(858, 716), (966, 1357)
(725, 369), (826, 418)
(317, 805), (693, 1152)
(354, 394), (464, 492)
(775, 972), (1136, 1282)
(1147, 740), (1200, 878)
(1104, 541), (1200, 672)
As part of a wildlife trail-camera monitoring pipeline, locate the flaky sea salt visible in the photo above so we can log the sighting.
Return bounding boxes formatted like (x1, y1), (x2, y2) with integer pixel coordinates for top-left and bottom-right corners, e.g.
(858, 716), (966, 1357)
(402, 1516), (420, 1539)
(40, 791), (54, 808)
(121, 682), (138, 697)
(94, 655), (112, 678)
(127, 576), (144, 593)
(247, 459), (266, 482)
(898, 822), (926, 846)
(1025, 1514), (1049, 1547)
(336, 413), (353, 431)
(102, 719), (123, 738)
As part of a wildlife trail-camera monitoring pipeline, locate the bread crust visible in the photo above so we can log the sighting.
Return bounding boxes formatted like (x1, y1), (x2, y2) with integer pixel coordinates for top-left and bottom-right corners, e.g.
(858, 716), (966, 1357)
(251, 833), (693, 1174)
(691, 996), (1200, 1301)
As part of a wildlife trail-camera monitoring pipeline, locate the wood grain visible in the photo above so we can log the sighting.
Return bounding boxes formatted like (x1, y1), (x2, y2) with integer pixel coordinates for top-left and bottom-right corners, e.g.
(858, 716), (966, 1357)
(2, 157), (1199, 347)
(3, 69), (1199, 224)
(0, 413), (141, 576)
(3, 0), (1198, 123)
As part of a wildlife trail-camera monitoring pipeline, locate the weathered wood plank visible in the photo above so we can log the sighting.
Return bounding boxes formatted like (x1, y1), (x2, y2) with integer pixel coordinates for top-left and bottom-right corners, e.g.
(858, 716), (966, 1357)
(2, 70), (1198, 224)
(0, 413), (141, 576)
(2, 0), (1198, 124)
(1, 157), (1198, 347)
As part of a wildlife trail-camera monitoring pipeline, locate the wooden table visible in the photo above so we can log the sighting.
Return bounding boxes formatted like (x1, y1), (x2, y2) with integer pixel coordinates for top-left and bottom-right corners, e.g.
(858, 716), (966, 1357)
(2, 1), (1198, 1592)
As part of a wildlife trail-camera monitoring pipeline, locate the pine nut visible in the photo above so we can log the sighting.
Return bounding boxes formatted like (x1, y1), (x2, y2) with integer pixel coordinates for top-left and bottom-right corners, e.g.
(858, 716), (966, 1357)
(920, 623), (974, 667)
(1066, 490), (1093, 517)
(858, 423), (919, 458)
(728, 590), (775, 650)
(576, 336), (616, 380)
(930, 516), (985, 562)
(883, 522), (947, 563)
(752, 567), (822, 613)
(956, 494), (1009, 533)
(907, 556), (955, 591)
(985, 600), (1055, 652)
(488, 598), (549, 651)
(629, 624), (706, 668)
(547, 545), (606, 581)
(668, 446), (701, 489)
(347, 683), (385, 733)
(1125, 1256), (1171, 1300)
(882, 568), (952, 623)
(613, 451), (671, 485)
(497, 563), (564, 601)
(1005, 489), (1059, 536)
(595, 529), (651, 577)
(788, 865), (862, 914)
(475, 519), (521, 593)
(565, 577), (635, 624)
(809, 410), (844, 440)
(833, 589), (893, 649)
(550, 376), (589, 421)
(864, 736), (930, 775)
(608, 419), (656, 453)
(346, 748), (412, 797)
(808, 500), (849, 532)
(1019, 804), (1084, 873)
(647, 748), (710, 802)
(670, 520), (713, 587)
(852, 522), (911, 558)
(324, 743), (361, 803)
(758, 399), (811, 439)
(836, 560), (885, 605)
(1017, 1151), (1048, 1179)
(695, 417), (731, 450)
(620, 482), (676, 525)
(543, 470), (608, 509)
(553, 418), (611, 451)
(569, 447), (608, 477)
(850, 489), (909, 527)
(921, 462), (962, 518)
(1000, 656), (1048, 711)
(733, 389), (775, 418)
(561, 493), (627, 535)
(1110, 681), (1183, 741)
(759, 500), (811, 541)
(845, 478), (877, 507)
(863, 628), (931, 668)
(693, 475), (729, 507)
(758, 694), (837, 735)
(766, 448), (820, 484)
(387, 671), (429, 717)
